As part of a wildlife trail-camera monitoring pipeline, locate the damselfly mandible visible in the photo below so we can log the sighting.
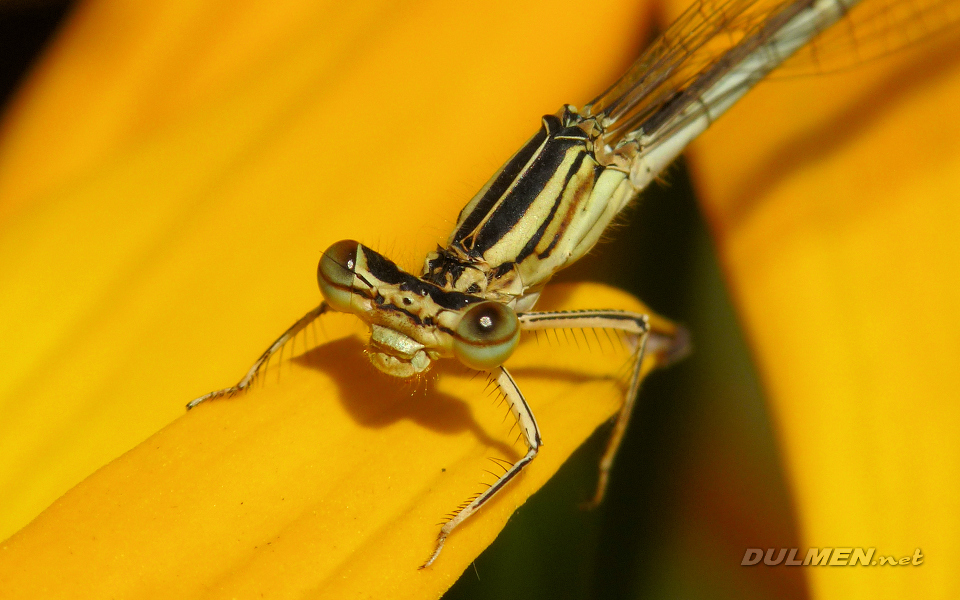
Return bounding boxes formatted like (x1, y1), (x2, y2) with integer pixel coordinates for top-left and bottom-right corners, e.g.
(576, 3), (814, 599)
(188, 0), (959, 568)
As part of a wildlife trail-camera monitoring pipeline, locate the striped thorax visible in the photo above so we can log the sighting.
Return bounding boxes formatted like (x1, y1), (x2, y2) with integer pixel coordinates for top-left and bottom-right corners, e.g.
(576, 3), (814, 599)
(422, 107), (636, 312)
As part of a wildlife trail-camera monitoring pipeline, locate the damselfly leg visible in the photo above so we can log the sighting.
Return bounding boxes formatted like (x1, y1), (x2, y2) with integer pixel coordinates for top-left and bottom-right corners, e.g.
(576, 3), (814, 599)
(186, 303), (329, 409)
(520, 310), (653, 508)
(420, 307), (659, 568)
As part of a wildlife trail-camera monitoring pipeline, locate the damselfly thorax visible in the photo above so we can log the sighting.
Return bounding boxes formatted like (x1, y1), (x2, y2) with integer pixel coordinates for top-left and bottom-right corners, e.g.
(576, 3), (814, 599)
(315, 108), (641, 380)
(188, 0), (960, 569)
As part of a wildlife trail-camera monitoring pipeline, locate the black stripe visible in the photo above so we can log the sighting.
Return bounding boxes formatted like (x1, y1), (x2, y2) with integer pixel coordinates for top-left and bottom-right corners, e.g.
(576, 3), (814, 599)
(520, 310), (646, 324)
(537, 160), (603, 261)
(453, 115), (559, 243)
(465, 125), (588, 256)
(515, 149), (588, 264)
(361, 246), (481, 311)
(362, 246), (407, 286)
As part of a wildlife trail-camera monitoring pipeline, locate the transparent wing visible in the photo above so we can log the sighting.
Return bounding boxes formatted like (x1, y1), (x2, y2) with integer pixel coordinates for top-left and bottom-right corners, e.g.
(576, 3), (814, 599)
(583, 0), (801, 141)
(585, 0), (960, 154)
(782, 0), (960, 73)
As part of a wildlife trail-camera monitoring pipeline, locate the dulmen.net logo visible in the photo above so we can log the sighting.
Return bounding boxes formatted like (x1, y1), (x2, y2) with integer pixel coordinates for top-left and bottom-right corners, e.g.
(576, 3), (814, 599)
(741, 548), (924, 567)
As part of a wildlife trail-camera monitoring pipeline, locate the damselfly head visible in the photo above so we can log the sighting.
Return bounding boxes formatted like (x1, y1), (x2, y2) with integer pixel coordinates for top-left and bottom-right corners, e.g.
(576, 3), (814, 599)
(317, 240), (521, 378)
(318, 239), (438, 377)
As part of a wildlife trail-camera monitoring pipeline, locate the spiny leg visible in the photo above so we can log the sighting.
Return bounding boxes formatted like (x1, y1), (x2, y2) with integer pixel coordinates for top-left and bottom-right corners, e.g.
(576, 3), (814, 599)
(186, 302), (330, 409)
(420, 366), (541, 569)
(517, 309), (649, 509)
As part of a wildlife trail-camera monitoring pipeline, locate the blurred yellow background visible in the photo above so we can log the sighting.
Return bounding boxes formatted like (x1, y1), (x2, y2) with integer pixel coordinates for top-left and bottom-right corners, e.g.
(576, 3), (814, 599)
(1, 1), (957, 598)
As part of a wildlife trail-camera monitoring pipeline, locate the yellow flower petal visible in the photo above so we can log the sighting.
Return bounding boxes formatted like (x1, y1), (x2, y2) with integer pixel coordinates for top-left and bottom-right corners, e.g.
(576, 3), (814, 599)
(0, 281), (677, 598)
(686, 10), (960, 599)
(0, 0), (681, 595)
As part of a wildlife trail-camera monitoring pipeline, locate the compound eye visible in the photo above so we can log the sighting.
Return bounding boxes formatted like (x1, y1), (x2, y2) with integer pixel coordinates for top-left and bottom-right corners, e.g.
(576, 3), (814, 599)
(317, 240), (360, 313)
(452, 302), (520, 370)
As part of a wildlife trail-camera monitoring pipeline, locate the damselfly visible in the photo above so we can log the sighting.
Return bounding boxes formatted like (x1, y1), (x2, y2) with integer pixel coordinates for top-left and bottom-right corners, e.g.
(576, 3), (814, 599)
(188, 0), (959, 568)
